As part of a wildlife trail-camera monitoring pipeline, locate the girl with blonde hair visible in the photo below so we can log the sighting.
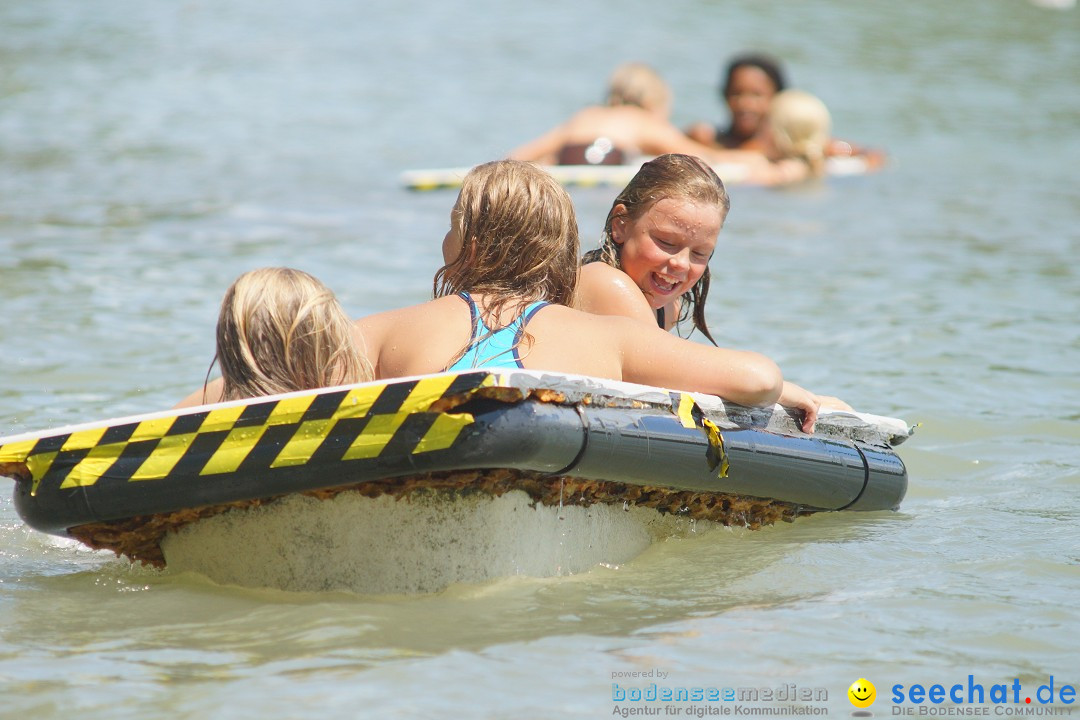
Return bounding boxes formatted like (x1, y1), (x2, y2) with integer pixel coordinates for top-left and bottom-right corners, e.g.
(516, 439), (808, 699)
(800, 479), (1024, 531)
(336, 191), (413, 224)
(177, 267), (371, 407)
(721, 90), (838, 185)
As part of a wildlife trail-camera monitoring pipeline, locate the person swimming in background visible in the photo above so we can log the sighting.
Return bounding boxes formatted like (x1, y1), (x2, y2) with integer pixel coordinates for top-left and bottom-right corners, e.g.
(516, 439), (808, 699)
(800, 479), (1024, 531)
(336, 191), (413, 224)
(508, 62), (764, 170)
(687, 53), (788, 155)
(770, 89), (831, 177)
(356, 159), (827, 431)
(743, 89), (835, 185)
(176, 267), (372, 407)
(686, 53), (885, 169)
(577, 153), (851, 410)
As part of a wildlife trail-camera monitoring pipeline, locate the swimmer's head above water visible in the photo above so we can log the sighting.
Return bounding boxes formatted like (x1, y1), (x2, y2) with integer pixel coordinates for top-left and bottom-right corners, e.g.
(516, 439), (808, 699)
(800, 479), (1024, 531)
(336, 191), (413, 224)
(606, 62), (673, 117)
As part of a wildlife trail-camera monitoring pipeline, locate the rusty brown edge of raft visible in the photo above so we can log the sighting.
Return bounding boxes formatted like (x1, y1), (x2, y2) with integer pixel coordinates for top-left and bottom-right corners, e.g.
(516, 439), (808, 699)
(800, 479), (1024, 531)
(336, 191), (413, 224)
(67, 469), (809, 569)
(6, 385), (803, 568)
(432, 385), (662, 415)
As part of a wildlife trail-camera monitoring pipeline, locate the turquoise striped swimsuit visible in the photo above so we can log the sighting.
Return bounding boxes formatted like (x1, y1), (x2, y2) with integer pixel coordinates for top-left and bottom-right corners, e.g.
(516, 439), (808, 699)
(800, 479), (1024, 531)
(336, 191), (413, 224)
(447, 292), (551, 371)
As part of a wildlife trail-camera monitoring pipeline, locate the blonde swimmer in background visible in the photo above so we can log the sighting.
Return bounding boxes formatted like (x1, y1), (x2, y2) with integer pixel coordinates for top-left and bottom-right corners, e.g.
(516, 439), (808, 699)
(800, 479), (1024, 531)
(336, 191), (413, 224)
(698, 90), (843, 186)
(356, 159), (827, 431)
(746, 89), (834, 185)
(176, 267), (371, 408)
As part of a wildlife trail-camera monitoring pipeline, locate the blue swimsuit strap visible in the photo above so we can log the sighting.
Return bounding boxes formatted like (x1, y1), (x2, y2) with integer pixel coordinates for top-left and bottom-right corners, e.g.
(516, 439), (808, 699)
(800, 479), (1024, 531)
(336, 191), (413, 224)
(455, 292), (549, 368)
(460, 291), (481, 338)
(511, 300), (550, 364)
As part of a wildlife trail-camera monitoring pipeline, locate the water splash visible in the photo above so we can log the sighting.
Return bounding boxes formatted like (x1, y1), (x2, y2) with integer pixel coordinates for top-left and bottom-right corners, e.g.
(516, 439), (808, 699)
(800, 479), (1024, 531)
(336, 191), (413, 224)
(160, 489), (674, 594)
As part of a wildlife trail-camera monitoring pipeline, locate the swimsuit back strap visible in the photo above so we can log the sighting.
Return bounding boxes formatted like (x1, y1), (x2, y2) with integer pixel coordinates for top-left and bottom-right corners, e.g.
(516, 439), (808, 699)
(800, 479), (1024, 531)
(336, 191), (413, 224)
(510, 300), (551, 367)
(458, 291), (484, 340)
(448, 296), (549, 371)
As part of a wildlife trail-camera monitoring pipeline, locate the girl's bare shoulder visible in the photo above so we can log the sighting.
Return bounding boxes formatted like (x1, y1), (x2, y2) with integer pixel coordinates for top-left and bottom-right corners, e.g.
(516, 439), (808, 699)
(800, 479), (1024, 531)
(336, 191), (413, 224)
(356, 296), (463, 341)
(577, 262), (653, 320)
(578, 261), (640, 294)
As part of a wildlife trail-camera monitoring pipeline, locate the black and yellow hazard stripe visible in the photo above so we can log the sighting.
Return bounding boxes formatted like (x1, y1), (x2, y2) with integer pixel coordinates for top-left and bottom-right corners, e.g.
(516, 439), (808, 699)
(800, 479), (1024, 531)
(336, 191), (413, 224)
(672, 392), (729, 478)
(0, 372), (497, 497)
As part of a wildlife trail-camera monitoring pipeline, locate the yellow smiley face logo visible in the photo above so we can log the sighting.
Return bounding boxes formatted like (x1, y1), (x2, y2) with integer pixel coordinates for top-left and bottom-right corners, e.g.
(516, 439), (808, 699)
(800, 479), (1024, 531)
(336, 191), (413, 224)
(848, 678), (876, 708)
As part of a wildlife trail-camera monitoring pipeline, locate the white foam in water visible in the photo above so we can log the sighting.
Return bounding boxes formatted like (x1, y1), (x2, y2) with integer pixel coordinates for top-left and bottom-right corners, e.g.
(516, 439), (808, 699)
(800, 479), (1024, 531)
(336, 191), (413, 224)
(160, 489), (686, 594)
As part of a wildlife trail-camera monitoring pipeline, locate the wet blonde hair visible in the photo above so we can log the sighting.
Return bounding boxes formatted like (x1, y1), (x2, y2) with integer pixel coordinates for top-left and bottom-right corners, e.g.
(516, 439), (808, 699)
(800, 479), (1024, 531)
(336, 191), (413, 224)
(583, 153), (729, 345)
(433, 159), (579, 331)
(214, 267), (372, 401)
(605, 62), (672, 115)
(769, 90), (831, 177)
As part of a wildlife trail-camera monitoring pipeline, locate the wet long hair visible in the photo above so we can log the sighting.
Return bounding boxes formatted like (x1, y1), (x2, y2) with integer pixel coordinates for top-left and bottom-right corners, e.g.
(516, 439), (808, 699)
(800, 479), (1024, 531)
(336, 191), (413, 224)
(433, 160), (579, 361)
(582, 154), (729, 345)
(214, 267), (371, 401)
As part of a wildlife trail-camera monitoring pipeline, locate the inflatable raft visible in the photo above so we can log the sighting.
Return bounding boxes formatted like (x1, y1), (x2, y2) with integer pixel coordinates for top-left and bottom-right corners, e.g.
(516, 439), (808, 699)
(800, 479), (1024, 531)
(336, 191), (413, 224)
(400, 156), (871, 191)
(0, 370), (911, 567)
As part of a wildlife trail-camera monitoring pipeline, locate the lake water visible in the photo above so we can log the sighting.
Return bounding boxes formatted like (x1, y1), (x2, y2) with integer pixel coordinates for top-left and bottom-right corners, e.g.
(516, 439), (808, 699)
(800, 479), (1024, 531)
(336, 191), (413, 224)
(1, 0), (1078, 717)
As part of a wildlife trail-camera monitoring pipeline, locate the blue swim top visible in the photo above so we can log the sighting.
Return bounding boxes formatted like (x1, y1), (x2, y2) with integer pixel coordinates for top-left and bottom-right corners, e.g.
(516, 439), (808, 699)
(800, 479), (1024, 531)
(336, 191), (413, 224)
(446, 292), (551, 371)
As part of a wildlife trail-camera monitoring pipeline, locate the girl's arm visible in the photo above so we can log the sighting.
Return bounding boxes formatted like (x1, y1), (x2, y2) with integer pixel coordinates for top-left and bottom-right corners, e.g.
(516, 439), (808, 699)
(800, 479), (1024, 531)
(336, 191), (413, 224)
(685, 121), (719, 146)
(638, 114), (770, 169)
(577, 269), (835, 429)
(617, 323), (827, 431)
(743, 157), (812, 186)
(508, 124), (570, 164)
(611, 319), (783, 407)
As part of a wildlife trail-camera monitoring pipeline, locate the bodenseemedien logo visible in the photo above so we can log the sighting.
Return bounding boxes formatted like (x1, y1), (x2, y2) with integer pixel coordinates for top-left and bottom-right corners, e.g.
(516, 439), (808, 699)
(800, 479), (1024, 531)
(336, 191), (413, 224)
(609, 677), (830, 716)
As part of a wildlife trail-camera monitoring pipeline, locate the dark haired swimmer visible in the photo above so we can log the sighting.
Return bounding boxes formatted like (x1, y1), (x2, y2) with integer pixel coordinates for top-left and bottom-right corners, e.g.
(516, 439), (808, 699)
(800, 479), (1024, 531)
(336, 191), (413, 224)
(687, 53), (788, 156)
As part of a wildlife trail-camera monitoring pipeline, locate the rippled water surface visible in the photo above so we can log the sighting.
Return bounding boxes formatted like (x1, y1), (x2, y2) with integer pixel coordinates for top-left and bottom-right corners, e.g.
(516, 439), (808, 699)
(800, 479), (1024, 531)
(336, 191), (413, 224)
(1, 0), (1078, 717)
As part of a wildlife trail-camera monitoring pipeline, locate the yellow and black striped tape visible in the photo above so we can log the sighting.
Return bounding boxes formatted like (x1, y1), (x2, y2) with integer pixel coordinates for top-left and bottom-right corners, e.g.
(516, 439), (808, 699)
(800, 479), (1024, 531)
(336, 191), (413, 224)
(0, 372), (496, 496)
(673, 392), (729, 478)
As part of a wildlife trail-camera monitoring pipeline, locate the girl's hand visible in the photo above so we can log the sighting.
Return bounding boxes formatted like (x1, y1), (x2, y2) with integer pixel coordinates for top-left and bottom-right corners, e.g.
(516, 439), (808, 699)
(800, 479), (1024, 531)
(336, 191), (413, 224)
(778, 381), (821, 434)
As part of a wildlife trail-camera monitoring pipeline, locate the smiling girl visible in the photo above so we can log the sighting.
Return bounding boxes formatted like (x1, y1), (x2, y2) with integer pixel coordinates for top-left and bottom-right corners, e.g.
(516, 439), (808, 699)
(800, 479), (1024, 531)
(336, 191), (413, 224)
(578, 153), (725, 343)
(577, 153), (850, 414)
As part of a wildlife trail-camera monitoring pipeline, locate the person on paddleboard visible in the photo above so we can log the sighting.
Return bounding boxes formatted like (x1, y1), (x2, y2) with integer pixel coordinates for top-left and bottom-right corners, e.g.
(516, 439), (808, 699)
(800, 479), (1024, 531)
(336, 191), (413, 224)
(507, 63), (763, 171)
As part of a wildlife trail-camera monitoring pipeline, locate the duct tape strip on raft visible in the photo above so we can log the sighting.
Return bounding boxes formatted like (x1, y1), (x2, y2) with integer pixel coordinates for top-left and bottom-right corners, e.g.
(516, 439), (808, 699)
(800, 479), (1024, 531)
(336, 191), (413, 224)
(2, 372), (489, 495)
(0, 372), (503, 532)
